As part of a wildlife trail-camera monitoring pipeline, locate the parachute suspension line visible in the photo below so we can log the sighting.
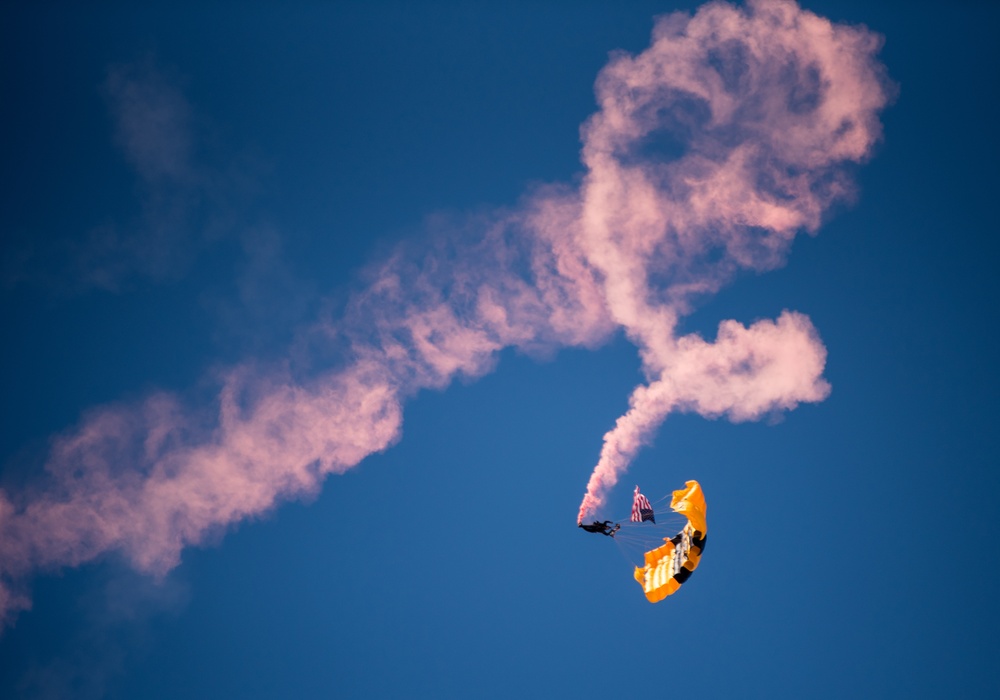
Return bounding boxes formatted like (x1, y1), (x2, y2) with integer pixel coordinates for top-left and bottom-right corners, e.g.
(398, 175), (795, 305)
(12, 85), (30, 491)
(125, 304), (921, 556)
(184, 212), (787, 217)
(613, 536), (640, 568)
(648, 493), (674, 515)
(650, 493), (672, 508)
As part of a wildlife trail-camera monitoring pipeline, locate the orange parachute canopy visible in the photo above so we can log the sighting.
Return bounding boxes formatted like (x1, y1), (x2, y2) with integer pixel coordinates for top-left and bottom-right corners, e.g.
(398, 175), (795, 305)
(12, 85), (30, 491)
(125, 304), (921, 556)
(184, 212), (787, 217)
(632, 480), (707, 603)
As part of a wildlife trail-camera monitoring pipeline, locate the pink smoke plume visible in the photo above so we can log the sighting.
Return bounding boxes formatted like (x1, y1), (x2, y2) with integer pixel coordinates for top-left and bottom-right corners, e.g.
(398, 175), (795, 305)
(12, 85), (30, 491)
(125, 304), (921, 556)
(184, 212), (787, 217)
(573, 0), (890, 520)
(0, 0), (890, 628)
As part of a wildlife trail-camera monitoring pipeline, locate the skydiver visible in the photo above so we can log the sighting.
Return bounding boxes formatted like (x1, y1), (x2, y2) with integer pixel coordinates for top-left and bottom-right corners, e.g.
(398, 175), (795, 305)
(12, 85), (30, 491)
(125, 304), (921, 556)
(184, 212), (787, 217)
(579, 520), (620, 537)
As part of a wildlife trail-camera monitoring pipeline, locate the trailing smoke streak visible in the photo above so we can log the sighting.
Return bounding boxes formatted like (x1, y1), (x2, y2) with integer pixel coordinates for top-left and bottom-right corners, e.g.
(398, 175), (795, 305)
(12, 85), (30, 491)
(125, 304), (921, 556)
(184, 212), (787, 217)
(0, 0), (890, 628)
(572, 0), (889, 520)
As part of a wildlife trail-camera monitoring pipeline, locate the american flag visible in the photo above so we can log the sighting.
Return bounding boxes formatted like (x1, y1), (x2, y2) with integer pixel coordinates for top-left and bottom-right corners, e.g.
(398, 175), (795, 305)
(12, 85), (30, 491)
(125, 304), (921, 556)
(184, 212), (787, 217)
(631, 485), (655, 523)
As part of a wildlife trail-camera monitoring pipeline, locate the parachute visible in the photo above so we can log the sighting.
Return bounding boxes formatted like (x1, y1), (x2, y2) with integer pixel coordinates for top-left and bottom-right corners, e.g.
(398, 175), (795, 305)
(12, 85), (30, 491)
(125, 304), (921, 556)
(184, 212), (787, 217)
(630, 480), (707, 603)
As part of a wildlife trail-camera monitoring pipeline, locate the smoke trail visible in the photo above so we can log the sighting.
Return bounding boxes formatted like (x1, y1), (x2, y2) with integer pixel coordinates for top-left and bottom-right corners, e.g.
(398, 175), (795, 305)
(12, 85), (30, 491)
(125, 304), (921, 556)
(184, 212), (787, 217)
(573, 0), (890, 520)
(0, 0), (891, 628)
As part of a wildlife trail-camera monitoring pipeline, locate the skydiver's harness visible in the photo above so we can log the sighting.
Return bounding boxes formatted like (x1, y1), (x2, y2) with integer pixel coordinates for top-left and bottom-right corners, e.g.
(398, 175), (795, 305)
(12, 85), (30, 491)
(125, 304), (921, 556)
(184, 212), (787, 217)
(579, 520), (621, 537)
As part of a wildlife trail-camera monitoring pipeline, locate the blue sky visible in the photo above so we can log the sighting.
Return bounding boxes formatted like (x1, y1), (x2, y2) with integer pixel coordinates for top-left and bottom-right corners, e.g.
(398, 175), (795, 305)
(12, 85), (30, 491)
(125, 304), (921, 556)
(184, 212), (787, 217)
(2, 1), (998, 698)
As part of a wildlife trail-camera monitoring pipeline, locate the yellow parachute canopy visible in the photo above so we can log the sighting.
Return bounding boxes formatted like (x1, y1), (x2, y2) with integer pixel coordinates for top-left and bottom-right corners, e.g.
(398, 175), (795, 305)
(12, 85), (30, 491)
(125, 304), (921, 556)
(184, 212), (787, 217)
(632, 480), (707, 603)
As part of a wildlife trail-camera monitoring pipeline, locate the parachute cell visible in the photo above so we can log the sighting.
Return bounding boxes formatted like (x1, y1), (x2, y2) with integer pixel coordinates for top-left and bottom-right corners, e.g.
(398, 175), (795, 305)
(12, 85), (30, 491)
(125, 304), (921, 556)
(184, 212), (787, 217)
(632, 480), (707, 603)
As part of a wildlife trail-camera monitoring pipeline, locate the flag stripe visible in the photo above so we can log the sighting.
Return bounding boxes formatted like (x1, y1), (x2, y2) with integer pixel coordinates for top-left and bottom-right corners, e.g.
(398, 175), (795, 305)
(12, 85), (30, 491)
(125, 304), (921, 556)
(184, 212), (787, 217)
(631, 485), (655, 523)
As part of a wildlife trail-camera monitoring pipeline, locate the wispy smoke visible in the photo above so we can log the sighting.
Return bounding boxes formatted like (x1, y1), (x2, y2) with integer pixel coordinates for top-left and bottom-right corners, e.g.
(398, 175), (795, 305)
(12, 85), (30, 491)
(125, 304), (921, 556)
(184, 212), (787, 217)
(3, 59), (245, 294)
(0, 0), (891, 628)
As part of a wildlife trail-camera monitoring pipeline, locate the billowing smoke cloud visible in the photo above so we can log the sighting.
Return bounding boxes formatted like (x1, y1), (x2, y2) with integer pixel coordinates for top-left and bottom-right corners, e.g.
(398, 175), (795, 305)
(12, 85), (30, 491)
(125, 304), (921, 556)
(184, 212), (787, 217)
(0, 0), (890, 628)
(572, 0), (890, 519)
